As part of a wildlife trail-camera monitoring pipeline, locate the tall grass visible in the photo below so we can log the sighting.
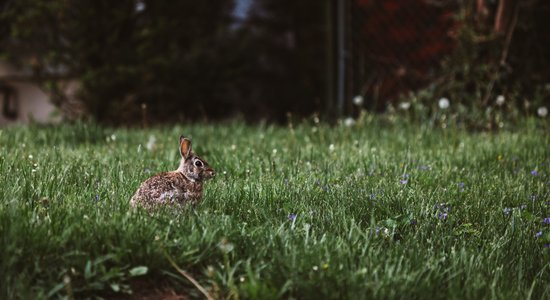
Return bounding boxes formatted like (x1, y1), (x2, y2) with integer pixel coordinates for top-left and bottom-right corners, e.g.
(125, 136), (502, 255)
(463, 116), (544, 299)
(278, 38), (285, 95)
(0, 119), (549, 299)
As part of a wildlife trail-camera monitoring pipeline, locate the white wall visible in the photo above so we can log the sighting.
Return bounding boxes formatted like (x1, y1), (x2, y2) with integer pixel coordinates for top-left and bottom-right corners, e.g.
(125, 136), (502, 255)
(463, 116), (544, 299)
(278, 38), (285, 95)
(0, 60), (62, 126)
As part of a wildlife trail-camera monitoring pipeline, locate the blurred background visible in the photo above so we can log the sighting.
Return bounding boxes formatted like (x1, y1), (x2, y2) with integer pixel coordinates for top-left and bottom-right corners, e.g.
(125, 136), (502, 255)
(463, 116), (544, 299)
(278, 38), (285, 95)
(0, 0), (549, 126)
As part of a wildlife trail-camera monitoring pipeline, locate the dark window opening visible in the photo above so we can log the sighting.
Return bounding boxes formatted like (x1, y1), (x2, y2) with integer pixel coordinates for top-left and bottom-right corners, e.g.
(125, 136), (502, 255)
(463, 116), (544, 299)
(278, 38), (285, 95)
(1, 83), (18, 120)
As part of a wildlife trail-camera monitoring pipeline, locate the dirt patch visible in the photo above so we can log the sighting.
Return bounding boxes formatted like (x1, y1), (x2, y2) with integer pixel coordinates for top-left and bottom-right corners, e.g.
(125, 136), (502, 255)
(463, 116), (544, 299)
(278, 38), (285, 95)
(107, 279), (189, 300)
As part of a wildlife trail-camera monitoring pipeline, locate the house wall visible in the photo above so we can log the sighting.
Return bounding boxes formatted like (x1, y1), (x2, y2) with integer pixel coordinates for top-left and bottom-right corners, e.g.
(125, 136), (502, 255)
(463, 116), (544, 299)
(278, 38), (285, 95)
(0, 60), (61, 126)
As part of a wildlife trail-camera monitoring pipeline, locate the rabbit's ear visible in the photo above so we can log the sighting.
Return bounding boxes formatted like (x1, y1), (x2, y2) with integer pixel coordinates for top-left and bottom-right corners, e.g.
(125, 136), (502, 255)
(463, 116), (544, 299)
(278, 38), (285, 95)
(179, 136), (192, 159)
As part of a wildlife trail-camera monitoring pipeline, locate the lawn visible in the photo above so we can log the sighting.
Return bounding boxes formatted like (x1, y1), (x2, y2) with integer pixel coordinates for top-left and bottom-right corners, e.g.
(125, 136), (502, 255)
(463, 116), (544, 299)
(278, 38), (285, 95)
(1, 119), (549, 299)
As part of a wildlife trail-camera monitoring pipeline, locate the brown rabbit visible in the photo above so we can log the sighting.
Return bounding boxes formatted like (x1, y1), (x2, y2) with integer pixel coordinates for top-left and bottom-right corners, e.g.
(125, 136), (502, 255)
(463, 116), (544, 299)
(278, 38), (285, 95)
(130, 135), (215, 209)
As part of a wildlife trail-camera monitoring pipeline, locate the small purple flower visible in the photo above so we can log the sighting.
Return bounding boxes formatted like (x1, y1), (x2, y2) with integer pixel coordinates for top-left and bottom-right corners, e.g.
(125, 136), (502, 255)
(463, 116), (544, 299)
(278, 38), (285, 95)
(545, 244), (550, 249)
(503, 207), (511, 216)
(410, 219), (417, 225)
(543, 217), (550, 225)
(531, 170), (538, 176)
(520, 204), (527, 210)
(402, 173), (410, 179)
(288, 213), (297, 222)
(530, 195), (537, 201)
(458, 182), (465, 192)
(369, 193), (376, 200)
(400, 179), (408, 185)
(95, 194), (100, 201)
(535, 231), (543, 238)
(438, 212), (448, 220)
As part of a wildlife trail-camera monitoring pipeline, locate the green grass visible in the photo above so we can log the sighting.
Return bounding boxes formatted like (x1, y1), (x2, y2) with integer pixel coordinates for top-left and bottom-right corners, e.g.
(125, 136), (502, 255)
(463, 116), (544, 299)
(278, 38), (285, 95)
(1, 119), (549, 299)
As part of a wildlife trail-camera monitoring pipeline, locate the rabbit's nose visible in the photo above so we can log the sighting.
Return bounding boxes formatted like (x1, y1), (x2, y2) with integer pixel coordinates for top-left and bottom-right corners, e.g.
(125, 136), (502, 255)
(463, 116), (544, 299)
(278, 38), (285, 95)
(207, 169), (215, 177)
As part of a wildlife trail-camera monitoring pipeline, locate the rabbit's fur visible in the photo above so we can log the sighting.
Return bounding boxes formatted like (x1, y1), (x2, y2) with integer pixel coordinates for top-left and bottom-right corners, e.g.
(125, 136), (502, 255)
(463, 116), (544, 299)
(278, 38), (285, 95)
(130, 136), (215, 209)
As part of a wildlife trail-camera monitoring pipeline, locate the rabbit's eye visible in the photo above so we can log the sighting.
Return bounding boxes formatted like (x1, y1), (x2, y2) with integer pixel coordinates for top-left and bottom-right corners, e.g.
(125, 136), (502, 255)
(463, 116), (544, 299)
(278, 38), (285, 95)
(194, 160), (203, 167)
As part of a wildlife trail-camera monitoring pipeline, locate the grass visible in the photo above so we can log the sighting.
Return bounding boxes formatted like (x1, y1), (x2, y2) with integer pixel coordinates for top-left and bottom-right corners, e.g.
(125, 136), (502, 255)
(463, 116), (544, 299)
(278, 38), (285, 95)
(1, 118), (549, 299)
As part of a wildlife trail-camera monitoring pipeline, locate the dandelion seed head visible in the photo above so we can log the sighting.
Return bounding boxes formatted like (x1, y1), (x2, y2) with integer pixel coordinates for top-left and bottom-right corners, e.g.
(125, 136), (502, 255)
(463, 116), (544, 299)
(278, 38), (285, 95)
(135, 0), (145, 12)
(344, 117), (356, 127)
(353, 95), (364, 106)
(495, 95), (505, 106)
(344, 117), (355, 127)
(537, 106), (548, 117)
(438, 97), (450, 109)
(399, 102), (411, 110)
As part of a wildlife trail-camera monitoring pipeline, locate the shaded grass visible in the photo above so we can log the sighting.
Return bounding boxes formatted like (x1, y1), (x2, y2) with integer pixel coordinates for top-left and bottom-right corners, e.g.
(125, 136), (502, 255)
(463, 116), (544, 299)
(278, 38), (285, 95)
(0, 119), (549, 299)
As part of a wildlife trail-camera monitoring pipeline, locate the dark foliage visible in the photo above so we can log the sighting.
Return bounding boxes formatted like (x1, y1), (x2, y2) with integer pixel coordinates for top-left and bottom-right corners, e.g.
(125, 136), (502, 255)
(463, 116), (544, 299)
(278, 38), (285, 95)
(0, 0), (330, 124)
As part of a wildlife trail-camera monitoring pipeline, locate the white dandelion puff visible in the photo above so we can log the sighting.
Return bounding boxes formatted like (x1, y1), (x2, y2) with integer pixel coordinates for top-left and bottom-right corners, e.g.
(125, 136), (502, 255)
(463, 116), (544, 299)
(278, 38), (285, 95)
(438, 98), (450, 109)
(495, 95), (505, 106)
(537, 106), (548, 117)
(352, 95), (364, 106)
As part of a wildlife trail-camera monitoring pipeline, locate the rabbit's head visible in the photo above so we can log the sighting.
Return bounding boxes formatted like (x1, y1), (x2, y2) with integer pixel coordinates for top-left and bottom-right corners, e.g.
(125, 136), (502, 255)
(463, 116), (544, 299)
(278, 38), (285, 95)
(177, 136), (215, 182)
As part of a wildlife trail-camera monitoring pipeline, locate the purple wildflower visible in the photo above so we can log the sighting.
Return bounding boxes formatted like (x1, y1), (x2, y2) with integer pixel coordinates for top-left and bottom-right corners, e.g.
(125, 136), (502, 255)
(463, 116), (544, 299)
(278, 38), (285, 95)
(95, 194), (100, 201)
(410, 219), (417, 225)
(503, 207), (511, 216)
(535, 231), (543, 238)
(545, 244), (550, 249)
(458, 182), (465, 192)
(438, 212), (448, 220)
(530, 195), (537, 201)
(543, 217), (550, 225)
(369, 193), (376, 200)
(531, 170), (539, 176)
(288, 213), (297, 222)
(520, 204), (527, 210)
(400, 179), (408, 185)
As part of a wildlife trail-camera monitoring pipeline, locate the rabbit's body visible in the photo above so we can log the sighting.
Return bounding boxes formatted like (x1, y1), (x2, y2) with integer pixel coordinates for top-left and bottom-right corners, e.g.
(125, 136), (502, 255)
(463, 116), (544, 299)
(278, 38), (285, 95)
(130, 136), (214, 210)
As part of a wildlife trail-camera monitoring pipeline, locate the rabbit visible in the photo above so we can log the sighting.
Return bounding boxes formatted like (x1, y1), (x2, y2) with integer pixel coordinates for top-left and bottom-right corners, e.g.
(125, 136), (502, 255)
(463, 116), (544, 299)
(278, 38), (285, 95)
(130, 135), (215, 210)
